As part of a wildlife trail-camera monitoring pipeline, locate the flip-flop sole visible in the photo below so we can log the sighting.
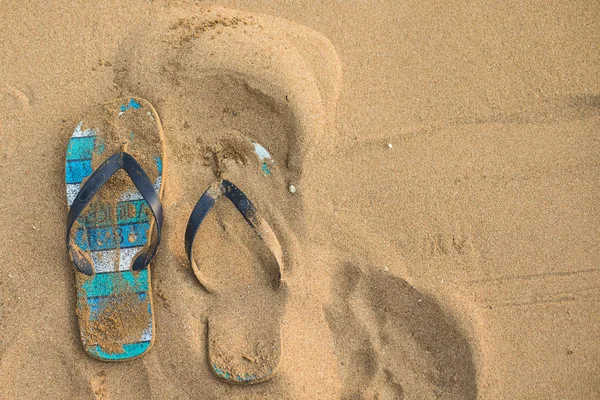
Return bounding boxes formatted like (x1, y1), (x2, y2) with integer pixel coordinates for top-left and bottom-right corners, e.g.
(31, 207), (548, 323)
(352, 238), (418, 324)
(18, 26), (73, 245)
(207, 292), (283, 384)
(65, 97), (165, 361)
(187, 179), (286, 384)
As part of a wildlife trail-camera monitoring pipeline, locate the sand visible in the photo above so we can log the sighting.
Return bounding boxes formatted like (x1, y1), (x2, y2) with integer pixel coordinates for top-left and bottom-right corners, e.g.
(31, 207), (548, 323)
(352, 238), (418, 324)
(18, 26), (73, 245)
(0, 1), (598, 399)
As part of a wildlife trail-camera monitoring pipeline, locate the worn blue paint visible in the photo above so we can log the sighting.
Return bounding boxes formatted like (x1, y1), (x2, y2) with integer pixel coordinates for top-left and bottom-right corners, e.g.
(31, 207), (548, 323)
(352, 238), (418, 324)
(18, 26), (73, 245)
(72, 229), (89, 250)
(213, 365), (232, 380)
(66, 160), (93, 184)
(76, 200), (149, 228)
(261, 162), (271, 176)
(66, 136), (95, 160)
(94, 137), (105, 155)
(88, 341), (151, 360)
(81, 269), (149, 298)
(120, 98), (141, 113)
(87, 292), (148, 314)
(212, 364), (265, 383)
(76, 203), (111, 226)
(154, 156), (163, 175)
(235, 373), (259, 383)
(117, 200), (151, 225)
(73, 222), (150, 251)
(250, 140), (274, 176)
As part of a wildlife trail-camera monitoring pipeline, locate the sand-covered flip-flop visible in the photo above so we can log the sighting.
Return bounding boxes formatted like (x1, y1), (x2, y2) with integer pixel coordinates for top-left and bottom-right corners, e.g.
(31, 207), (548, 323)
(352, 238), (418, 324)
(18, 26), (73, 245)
(185, 179), (285, 384)
(65, 97), (165, 361)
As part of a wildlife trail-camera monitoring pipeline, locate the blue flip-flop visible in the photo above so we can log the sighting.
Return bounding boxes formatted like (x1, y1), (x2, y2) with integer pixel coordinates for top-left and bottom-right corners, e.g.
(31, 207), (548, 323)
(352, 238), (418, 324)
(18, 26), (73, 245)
(65, 97), (165, 361)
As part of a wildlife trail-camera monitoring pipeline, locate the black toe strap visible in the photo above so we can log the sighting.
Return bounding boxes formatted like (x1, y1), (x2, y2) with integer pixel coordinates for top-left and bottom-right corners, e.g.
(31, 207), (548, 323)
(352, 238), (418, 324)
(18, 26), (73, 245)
(66, 152), (163, 276)
(185, 180), (284, 292)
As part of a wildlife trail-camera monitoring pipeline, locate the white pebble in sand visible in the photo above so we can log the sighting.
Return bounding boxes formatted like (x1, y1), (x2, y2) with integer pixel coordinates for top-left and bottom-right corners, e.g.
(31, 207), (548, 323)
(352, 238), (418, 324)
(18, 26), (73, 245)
(289, 184), (297, 194)
(387, 143), (393, 149)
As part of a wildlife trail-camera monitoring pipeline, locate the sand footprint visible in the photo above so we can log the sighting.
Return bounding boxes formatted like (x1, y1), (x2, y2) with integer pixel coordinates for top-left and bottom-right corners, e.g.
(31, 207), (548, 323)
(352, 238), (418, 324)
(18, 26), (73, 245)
(326, 264), (478, 399)
(0, 83), (31, 137)
(115, 6), (342, 397)
(90, 370), (108, 400)
(0, 83), (30, 112)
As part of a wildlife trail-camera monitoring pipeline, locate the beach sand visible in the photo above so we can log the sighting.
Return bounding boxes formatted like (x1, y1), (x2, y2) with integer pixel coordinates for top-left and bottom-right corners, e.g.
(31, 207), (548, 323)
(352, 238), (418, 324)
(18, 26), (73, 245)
(0, 1), (598, 398)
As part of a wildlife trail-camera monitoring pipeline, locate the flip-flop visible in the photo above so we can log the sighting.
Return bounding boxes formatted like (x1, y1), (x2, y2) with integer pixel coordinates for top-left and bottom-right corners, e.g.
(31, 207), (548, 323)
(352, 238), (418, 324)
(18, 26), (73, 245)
(185, 179), (284, 384)
(65, 97), (165, 361)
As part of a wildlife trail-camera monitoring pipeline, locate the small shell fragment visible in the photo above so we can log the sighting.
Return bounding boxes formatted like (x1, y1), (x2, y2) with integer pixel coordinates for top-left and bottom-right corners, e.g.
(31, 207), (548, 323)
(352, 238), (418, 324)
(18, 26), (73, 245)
(288, 184), (297, 194)
(387, 143), (393, 149)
